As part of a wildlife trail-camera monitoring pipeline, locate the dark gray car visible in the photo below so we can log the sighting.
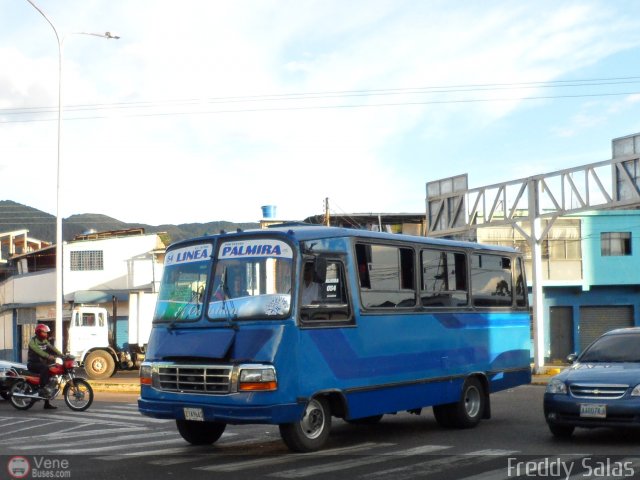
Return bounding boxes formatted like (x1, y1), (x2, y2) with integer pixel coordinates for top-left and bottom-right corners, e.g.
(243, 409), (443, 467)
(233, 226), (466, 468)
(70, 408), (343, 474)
(544, 327), (640, 437)
(0, 360), (28, 400)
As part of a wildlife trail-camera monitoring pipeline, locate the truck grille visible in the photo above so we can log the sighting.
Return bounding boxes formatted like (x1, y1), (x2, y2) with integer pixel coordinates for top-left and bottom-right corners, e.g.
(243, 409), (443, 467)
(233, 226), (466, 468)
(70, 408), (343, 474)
(157, 365), (232, 394)
(570, 383), (628, 399)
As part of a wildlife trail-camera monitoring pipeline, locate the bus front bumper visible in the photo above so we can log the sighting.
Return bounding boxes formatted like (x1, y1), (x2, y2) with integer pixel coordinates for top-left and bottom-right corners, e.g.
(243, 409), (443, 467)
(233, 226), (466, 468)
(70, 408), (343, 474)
(138, 397), (304, 425)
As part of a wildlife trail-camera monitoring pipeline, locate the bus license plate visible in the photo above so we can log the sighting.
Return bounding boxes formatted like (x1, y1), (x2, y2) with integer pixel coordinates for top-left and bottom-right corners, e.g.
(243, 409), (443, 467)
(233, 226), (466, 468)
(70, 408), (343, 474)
(580, 404), (606, 418)
(183, 407), (204, 422)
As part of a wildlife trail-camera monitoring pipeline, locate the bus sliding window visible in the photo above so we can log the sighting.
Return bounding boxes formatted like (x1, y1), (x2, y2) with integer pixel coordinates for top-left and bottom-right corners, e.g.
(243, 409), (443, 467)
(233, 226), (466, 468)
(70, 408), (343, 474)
(356, 243), (416, 309)
(470, 254), (514, 307)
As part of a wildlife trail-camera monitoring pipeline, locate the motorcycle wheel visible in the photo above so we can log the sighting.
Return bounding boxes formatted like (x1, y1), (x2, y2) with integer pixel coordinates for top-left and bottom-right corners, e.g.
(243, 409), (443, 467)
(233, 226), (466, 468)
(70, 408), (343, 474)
(63, 378), (94, 411)
(9, 380), (36, 410)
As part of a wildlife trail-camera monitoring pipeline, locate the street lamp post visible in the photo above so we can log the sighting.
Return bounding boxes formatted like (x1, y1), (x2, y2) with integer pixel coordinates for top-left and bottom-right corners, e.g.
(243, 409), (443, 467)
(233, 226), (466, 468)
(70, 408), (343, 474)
(25, 0), (119, 351)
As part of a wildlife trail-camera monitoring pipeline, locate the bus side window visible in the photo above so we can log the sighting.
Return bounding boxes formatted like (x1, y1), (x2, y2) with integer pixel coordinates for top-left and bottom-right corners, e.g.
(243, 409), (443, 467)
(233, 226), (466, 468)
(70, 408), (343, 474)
(300, 259), (351, 324)
(471, 254), (513, 307)
(515, 257), (527, 307)
(356, 243), (416, 309)
(355, 244), (371, 288)
(421, 249), (468, 307)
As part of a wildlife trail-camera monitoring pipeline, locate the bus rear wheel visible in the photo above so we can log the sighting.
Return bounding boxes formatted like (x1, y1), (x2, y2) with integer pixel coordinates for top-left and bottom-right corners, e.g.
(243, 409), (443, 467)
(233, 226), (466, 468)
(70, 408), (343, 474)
(434, 377), (485, 429)
(176, 420), (226, 445)
(279, 397), (331, 452)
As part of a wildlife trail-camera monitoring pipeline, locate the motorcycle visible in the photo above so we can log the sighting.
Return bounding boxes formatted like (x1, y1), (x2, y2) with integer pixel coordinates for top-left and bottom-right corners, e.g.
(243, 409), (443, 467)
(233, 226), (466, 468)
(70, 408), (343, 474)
(9, 355), (94, 412)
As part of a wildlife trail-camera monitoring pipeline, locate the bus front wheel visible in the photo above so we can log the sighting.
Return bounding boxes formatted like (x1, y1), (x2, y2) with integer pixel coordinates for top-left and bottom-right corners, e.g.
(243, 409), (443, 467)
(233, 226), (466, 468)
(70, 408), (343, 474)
(279, 397), (331, 452)
(176, 419), (226, 445)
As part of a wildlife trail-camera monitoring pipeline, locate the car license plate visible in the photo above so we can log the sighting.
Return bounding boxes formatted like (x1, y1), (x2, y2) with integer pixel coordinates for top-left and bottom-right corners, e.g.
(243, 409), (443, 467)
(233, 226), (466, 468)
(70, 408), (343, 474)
(183, 407), (204, 422)
(580, 404), (606, 418)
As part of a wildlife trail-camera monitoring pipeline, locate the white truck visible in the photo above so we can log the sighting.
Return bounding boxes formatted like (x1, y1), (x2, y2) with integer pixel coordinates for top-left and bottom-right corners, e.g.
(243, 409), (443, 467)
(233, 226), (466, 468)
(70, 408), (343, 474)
(66, 292), (156, 379)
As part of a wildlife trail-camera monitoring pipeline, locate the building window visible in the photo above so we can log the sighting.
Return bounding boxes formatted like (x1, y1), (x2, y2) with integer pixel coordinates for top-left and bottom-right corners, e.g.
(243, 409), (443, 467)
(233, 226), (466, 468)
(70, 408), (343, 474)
(70, 250), (104, 271)
(601, 232), (631, 256)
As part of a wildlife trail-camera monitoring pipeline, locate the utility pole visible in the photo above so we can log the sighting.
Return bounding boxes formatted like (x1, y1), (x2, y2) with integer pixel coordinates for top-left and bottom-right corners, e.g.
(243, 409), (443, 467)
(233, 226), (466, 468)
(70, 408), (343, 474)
(324, 197), (331, 226)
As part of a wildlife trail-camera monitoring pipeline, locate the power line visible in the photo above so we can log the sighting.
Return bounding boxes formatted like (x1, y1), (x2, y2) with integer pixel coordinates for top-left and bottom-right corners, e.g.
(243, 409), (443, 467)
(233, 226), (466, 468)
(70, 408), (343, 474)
(1, 76), (640, 124)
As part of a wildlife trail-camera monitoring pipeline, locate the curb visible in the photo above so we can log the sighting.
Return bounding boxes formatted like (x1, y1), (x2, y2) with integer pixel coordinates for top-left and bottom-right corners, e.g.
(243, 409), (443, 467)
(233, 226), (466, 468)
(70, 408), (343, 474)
(86, 382), (140, 394)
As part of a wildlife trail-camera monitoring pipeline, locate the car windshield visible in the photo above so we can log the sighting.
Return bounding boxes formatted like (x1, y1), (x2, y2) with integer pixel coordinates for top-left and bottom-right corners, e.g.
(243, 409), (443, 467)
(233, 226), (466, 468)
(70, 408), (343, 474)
(579, 332), (640, 363)
(154, 243), (212, 322)
(207, 238), (293, 321)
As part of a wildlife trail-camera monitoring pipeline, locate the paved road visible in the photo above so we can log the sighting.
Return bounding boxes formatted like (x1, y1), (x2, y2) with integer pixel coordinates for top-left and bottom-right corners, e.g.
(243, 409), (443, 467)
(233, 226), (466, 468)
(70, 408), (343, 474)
(2, 385), (640, 479)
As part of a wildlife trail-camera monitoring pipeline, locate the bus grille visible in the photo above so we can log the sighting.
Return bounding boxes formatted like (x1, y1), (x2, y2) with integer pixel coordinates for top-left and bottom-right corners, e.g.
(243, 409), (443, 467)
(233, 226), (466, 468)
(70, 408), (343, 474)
(157, 366), (232, 394)
(569, 383), (628, 399)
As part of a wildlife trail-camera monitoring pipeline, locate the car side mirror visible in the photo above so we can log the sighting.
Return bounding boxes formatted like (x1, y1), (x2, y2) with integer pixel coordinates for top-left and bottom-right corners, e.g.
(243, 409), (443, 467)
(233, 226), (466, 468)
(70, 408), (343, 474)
(566, 353), (577, 364)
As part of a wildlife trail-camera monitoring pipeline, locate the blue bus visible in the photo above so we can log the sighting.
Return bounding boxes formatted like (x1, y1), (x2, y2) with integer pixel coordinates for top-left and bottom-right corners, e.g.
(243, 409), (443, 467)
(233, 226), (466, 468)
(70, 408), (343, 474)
(138, 226), (531, 452)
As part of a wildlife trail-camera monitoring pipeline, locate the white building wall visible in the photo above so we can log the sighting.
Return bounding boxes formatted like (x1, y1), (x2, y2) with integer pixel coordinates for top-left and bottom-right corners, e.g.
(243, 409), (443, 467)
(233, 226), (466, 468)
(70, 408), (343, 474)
(63, 234), (163, 294)
(0, 271), (55, 305)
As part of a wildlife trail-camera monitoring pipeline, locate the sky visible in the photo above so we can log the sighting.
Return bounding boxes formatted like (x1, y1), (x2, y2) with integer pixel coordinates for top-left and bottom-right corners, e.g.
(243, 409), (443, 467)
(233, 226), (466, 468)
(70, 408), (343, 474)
(2, 0), (640, 226)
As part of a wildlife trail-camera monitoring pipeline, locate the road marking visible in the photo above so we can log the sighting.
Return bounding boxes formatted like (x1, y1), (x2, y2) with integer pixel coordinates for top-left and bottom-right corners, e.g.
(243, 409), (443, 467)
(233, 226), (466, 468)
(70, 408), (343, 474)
(57, 437), (188, 455)
(460, 454), (587, 480)
(5, 426), (148, 444)
(0, 417), (40, 428)
(26, 414), (137, 427)
(38, 410), (168, 423)
(0, 419), (65, 436)
(20, 430), (177, 450)
(195, 443), (394, 473)
(361, 448), (518, 480)
(269, 445), (451, 478)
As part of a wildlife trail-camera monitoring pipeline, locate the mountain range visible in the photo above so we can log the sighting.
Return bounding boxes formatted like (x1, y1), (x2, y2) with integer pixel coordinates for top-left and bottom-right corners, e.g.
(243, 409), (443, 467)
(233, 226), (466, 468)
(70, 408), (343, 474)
(0, 200), (260, 245)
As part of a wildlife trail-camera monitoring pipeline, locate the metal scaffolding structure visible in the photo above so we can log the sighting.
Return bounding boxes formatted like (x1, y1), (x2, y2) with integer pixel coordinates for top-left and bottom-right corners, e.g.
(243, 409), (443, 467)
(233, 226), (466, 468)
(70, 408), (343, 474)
(426, 133), (640, 373)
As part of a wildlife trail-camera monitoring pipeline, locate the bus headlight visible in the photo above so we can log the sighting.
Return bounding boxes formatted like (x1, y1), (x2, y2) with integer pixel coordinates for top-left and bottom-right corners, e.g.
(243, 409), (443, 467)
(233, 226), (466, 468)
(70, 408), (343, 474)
(239, 367), (277, 391)
(140, 362), (153, 386)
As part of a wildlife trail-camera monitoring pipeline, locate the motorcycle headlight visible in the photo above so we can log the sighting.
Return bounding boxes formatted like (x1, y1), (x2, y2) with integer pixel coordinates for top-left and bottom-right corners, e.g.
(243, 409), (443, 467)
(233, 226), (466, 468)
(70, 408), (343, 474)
(546, 379), (568, 395)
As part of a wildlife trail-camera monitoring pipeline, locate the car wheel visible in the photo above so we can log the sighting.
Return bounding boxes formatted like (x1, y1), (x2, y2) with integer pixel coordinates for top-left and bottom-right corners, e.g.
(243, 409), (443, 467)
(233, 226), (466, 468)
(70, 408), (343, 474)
(548, 423), (575, 438)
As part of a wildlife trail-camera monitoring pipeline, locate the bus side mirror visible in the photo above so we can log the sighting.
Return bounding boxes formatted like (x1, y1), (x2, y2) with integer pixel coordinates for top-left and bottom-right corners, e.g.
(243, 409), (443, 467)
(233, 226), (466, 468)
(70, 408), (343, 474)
(314, 257), (327, 283)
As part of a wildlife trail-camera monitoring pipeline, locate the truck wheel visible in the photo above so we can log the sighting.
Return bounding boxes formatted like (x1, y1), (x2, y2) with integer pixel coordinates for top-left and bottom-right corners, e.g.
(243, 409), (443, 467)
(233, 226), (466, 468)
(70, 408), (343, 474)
(279, 397), (331, 452)
(84, 351), (115, 379)
(176, 420), (226, 445)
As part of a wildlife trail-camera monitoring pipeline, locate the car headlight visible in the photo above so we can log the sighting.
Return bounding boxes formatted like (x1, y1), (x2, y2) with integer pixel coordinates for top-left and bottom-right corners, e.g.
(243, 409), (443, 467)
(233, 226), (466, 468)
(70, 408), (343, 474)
(631, 384), (640, 397)
(546, 379), (568, 394)
(239, 367), (277, 391)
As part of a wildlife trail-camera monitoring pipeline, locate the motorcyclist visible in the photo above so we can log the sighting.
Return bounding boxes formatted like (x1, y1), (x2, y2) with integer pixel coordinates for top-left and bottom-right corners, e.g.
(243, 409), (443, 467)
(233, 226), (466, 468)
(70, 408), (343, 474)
(27, 324), (63, 410)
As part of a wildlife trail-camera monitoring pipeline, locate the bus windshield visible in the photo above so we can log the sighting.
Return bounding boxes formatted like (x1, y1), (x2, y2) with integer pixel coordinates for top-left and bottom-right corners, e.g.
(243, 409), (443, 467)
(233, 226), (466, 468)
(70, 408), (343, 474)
(207, 238), (293, 321)
(154, 243), (212, 322)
